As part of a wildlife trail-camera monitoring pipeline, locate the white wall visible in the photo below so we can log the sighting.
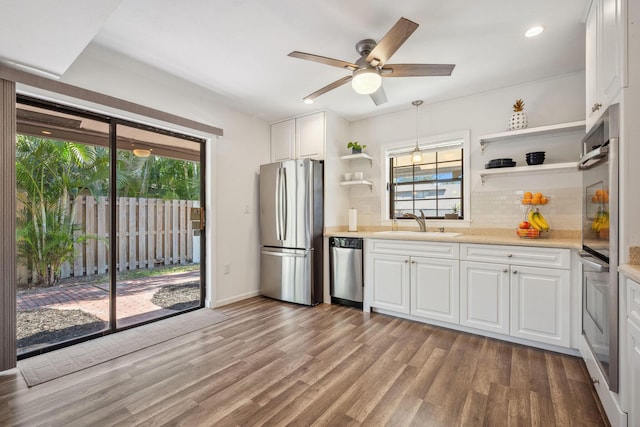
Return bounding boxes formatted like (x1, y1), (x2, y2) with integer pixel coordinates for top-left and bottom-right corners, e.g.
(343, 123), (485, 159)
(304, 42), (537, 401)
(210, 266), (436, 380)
(49, 43), (271, 307)
(346, 71), (586, 231)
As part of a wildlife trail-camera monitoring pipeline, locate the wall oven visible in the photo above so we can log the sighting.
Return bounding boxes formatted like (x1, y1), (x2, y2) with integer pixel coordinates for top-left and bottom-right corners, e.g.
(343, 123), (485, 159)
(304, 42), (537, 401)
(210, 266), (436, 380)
(578, 103), (619, 392)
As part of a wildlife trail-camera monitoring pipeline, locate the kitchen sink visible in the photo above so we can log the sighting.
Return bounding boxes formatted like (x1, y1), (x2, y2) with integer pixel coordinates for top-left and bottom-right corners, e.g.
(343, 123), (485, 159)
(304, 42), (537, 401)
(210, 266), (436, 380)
(373, 231), (462, 237)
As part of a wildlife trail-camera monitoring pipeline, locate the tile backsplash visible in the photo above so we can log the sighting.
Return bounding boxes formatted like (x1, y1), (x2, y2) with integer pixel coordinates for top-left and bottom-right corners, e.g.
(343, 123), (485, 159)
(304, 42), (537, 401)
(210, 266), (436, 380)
(346, 186), (582, 230)
(470, 187), (582, 230)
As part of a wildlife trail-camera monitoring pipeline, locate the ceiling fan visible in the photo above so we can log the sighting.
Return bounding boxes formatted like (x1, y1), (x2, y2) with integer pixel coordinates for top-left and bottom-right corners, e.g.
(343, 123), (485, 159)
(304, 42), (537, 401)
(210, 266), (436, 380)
(288, 17), (455, 106)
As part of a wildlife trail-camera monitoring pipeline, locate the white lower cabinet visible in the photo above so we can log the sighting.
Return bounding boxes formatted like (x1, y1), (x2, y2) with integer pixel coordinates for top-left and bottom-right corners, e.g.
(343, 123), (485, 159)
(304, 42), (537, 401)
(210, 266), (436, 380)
(367, 241), (572, 349)
(368, 240), (459, 322)
(370, 253), (410, 314)
(510, 265), (570, 346)
(460, 244), (571, 348)
(411, 257), (459, 323)
(460, 261), (510, 334)
(628, 320), (640, 427)
(627, 278), (640, 427)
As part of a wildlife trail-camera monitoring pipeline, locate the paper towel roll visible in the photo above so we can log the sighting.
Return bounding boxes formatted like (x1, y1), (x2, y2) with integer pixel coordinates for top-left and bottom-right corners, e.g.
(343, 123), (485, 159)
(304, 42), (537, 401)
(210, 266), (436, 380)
(348, 208), (357, 231)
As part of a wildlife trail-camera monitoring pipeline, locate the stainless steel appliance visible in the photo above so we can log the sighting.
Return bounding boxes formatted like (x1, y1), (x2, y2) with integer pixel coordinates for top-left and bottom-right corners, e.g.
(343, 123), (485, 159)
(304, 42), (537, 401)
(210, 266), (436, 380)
(259, 159), (323, 305)
(329, 237), (363, 309)
(578, 103), (619, 392)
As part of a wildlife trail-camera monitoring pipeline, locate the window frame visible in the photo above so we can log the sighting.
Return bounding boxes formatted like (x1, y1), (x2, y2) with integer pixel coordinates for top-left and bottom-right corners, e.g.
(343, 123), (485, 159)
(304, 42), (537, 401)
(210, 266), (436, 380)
(380, 130), (471, 226)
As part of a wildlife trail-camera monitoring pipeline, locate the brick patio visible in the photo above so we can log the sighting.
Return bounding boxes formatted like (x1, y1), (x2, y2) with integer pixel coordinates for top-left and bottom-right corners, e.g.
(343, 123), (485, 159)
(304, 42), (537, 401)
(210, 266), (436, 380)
(17, 270), (201, 325)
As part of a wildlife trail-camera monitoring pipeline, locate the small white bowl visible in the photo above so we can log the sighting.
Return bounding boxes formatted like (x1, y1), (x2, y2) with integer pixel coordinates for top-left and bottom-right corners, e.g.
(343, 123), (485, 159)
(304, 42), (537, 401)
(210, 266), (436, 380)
(354, 171), (364, 180)
(344, 172), (353, 181)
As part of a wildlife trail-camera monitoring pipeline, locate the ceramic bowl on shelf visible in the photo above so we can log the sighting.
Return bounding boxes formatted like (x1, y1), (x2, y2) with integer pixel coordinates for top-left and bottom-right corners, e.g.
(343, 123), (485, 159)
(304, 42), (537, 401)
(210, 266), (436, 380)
(354, 171), (364, 180)
(485, 158), (516, 169)
(525, 151), (545, 165)
(344, 172), (352, 181)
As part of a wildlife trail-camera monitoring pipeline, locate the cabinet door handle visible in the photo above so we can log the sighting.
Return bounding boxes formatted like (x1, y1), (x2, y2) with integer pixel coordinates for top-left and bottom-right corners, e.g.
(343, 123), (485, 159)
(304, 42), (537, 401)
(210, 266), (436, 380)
(592, 103), (602, 112)
(512, 270), (518, 274)
(404, 259), (409, 263)
(503, 269), (508, 273)
(507, 254), (513, 258)
(411, 260), (416, 264)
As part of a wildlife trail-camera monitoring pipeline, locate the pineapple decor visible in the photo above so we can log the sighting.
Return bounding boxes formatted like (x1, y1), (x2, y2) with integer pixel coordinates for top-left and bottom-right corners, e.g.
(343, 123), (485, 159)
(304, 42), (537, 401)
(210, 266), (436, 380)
(508, 99), (528, 130)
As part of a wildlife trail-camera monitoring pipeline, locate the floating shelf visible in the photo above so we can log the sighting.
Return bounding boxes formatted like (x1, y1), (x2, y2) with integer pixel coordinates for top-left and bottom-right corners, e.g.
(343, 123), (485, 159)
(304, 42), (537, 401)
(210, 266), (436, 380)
(340, 152), (373, 166)
(479, 120), (586, 153)
(480, 162), (578, 184)
(340, 179), (373, 191)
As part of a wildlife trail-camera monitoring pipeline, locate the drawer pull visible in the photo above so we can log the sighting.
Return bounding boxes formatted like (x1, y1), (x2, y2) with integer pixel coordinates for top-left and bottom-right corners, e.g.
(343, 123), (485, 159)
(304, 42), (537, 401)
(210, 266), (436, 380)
(507, 254), (513, 258)
(503, 269), (508, 273)
(512, 270), (518, 274)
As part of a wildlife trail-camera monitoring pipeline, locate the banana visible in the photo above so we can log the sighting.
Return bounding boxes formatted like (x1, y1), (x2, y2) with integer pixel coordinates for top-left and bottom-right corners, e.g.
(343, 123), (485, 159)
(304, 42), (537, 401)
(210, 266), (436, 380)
(535, 210), (550, 231)
(528, 210), (543, 231)
(591, 209), (609, 233)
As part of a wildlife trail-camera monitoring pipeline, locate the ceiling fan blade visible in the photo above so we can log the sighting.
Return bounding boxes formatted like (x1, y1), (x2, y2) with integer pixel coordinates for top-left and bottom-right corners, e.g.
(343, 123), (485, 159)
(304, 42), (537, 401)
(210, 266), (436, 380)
(365, 17), (419, 66)
(302, 75), (353, 102)
(381, 64), (456, 77)
(288, 51), (358, 70)
(369, 86), (388, 106)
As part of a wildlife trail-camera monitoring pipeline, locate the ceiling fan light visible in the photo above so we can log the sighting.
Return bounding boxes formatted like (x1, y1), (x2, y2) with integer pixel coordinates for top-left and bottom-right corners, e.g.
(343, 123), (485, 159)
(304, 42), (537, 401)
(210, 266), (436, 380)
(352, 68), (382, 95)
(133, 148), (152, 158)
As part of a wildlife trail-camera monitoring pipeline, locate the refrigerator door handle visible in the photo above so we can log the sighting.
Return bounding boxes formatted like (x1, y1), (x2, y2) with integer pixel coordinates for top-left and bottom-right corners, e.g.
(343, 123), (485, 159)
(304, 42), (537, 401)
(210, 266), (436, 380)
(281, 166), (288, 241)
(275, 167), (282, 240)
(261, 250), (307, 258)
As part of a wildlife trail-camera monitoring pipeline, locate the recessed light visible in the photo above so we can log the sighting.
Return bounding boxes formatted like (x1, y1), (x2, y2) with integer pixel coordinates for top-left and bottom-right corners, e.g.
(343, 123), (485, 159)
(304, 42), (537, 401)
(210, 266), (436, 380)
(525, 26), (544, 38)
(303, 99), (314, 105)
(41, 130), (52, 135)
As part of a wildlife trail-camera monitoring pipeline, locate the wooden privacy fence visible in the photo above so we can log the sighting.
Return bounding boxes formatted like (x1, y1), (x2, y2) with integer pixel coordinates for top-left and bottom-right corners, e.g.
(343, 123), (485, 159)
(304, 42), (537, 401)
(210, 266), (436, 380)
(18, 196), (199, 283)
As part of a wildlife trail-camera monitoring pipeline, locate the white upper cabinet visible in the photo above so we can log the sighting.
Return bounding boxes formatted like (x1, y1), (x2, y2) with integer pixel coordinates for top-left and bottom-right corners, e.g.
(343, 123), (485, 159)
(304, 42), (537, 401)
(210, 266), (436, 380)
(271, 112), (325, 161)
(295, 112), (325, 159)
(270, 119), (295, 161)
(585, 0), (623, 129)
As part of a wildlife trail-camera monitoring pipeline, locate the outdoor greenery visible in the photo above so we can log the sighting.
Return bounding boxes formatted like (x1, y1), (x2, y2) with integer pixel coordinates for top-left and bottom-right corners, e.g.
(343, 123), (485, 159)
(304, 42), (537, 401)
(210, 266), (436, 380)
(16, 134), (200, 286)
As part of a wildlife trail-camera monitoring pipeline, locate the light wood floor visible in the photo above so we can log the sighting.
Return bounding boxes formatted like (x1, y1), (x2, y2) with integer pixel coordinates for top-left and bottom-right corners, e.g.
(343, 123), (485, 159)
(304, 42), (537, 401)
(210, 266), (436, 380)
(0, 297), (609, 426)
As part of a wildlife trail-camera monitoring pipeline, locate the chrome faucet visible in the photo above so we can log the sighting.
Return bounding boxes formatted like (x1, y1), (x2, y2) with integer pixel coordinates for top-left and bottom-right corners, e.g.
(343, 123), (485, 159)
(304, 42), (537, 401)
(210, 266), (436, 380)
(403, 211), (426, 232)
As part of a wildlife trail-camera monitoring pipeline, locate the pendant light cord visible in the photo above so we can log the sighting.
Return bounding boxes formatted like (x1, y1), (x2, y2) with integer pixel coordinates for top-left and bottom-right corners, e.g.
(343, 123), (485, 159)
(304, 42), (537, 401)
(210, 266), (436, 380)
(411, 100), (423, 163)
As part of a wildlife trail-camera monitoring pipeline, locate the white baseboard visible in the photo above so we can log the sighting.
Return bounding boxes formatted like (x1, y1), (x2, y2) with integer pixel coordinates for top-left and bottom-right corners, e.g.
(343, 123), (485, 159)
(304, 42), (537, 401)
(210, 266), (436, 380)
(213, 290), (260, 308)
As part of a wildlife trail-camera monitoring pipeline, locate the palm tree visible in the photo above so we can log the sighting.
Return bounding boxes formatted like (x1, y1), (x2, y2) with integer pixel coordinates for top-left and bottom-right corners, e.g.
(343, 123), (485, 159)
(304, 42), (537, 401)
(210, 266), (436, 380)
(16, 135), (101, 286)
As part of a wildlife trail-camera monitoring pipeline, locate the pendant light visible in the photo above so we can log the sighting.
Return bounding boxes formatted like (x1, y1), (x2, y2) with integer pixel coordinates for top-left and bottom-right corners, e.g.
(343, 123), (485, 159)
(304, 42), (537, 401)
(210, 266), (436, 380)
(411, 100), (423, 164)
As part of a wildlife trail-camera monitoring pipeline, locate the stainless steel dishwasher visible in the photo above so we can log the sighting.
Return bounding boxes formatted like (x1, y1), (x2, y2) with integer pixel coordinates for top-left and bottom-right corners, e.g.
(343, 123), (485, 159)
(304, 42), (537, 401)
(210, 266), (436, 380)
(329, 237), (363, 309)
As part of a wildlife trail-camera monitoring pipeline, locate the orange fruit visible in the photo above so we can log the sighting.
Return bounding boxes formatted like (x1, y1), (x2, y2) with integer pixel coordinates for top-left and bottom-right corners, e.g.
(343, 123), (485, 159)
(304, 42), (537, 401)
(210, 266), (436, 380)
(531, 197), (541, 205)
(540, 196), (548, 204)
(533, 192), (543, 198)
(522, 198), (531, 205)
(524, 192), (533, 198)
(591, 195), (598, 202)
(595, 189), (604, 196)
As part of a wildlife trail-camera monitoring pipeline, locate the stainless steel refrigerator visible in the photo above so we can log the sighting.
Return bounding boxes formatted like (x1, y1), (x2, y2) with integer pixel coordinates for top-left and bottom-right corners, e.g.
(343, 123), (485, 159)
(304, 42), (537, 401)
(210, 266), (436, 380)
(259, 159), (323, 305)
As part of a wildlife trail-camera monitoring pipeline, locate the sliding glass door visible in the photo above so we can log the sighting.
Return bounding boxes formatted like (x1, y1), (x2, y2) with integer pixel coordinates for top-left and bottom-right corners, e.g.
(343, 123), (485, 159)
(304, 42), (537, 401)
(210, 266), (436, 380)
(114, 122), (203, 328)
(16, 97), (205, 357)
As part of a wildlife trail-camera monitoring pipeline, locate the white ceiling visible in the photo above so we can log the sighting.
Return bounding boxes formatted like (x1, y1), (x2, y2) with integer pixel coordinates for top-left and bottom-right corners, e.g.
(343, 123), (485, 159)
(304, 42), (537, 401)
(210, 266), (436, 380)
(1, 1), (588, 123)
